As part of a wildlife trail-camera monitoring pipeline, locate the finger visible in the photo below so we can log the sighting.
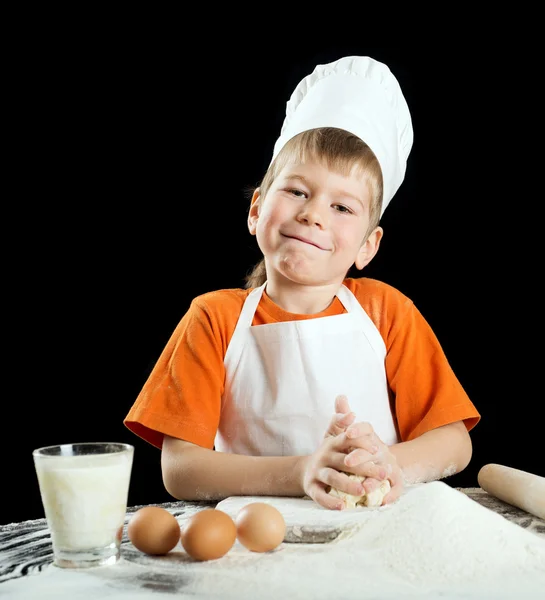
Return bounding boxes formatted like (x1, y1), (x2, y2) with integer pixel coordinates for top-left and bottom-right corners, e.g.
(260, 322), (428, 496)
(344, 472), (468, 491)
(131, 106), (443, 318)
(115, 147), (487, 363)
(334, 394), (352, 415)
(327, 449), (360, 473)
(335, 411), (356, 430)
(324, 413), (339, 438)
(345, 421), (375, 440)
(329, 430), (373, 456)
(381, 470), (405, 505)
(318, 467), (365, 497)
(324, 411), (356, 438)
(312, 486), (345, 511)
(382, 482), (404, 505)
(345, 462), (388, 482)
(344, 446), (379, 468)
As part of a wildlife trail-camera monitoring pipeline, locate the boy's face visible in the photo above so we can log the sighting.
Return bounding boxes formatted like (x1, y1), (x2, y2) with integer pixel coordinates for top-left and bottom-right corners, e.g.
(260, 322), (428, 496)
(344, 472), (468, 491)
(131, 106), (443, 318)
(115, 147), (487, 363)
(248, 161), (382, 287)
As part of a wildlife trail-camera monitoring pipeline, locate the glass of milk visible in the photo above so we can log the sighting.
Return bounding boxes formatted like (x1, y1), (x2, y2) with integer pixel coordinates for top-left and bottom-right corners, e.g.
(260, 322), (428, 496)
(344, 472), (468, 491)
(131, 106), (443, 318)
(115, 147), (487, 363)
(33, 442), (134, 568)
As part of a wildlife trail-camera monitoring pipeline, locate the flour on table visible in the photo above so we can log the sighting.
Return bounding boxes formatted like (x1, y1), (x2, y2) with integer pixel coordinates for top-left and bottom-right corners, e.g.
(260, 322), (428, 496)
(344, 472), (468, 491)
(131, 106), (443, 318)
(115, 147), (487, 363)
(214, 482), (545, 598)
(3, 482), (545, 600)
(334, 481), (545, 589)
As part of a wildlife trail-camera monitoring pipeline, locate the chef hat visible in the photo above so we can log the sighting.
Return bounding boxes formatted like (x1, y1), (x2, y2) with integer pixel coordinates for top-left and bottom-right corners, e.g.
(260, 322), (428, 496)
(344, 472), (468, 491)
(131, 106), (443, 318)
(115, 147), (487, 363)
(272, 56), (414, 215)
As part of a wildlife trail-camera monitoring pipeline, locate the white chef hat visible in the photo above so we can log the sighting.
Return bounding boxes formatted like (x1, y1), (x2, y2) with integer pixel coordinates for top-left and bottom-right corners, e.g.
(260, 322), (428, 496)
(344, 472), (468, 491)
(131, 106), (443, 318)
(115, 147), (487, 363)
(272, 56), (414, 215)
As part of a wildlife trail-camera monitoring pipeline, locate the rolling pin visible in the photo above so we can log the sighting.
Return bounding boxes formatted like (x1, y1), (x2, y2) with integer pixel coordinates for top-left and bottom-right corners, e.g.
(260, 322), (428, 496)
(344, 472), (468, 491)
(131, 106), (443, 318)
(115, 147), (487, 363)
(477, 463), (545, 520)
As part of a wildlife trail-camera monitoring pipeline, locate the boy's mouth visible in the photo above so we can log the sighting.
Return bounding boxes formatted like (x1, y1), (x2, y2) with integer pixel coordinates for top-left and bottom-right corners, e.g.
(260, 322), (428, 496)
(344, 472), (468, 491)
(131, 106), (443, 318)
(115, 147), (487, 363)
(282, 234), (330, 251)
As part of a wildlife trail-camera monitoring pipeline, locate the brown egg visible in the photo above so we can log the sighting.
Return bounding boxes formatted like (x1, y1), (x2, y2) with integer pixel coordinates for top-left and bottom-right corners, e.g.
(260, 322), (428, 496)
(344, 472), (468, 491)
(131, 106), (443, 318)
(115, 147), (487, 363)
(127, 506), (181, 555)
(235, 502), (286, 552)
(180, 509), (237, 561)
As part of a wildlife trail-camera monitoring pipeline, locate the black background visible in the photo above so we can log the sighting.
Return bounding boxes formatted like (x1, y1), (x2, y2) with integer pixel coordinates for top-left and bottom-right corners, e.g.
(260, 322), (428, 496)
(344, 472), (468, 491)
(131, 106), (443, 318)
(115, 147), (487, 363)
(7, 39), (543, 525)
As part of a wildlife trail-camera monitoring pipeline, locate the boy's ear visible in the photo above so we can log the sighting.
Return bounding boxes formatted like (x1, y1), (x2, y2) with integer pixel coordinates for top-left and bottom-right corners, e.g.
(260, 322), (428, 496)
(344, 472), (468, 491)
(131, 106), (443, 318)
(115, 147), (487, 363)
(354, 226), (383, 270)
(247, 189), (261, 236)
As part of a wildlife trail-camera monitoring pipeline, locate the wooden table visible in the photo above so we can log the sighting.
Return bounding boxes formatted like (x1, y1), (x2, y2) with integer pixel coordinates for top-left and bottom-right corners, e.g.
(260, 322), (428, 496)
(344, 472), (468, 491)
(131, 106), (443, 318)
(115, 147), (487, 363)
(1, 487), (544, 598)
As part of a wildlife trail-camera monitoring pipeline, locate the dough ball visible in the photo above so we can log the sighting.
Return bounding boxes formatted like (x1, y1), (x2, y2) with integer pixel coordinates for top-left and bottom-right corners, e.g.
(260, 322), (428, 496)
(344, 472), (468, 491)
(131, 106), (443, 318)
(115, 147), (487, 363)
(328, 474), (390, 508)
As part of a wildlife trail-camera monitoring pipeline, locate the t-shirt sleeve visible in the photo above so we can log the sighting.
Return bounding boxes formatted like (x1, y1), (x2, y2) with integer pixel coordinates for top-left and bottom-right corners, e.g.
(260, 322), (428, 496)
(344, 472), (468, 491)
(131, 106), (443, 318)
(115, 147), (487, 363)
(386, 297), (481, 441)
(123, 295), (229, 450)
(350, 278), (481, 442)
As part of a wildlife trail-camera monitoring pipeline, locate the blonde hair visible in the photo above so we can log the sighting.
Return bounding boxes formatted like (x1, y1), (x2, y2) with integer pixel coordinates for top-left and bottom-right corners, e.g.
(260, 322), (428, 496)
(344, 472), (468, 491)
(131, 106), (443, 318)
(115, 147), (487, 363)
(244, 128), (383, 289)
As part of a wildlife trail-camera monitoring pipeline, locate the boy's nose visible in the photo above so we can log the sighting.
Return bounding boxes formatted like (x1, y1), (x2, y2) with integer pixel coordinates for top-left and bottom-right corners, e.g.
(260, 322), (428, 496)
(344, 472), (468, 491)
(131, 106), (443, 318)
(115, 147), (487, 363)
(296, 201), (326, 228)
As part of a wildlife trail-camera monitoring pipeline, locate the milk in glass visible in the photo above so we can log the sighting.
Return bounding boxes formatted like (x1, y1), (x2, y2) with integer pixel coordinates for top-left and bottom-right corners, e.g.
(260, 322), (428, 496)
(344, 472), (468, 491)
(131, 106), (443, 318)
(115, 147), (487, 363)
(33, 444), (133, 565)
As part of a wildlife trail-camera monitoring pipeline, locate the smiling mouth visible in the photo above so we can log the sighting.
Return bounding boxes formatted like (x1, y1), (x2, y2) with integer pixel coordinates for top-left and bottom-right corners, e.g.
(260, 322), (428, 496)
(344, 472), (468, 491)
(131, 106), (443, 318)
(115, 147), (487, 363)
(282, 234), (329, 251)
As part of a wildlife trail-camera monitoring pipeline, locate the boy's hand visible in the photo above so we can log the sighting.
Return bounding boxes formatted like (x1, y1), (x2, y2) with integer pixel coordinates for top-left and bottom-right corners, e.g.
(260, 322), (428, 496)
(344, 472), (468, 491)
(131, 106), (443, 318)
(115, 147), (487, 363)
(302, 412), (388, 510)
(324, 395), (356, 438)
(307, 395), (404, 508)
(343, 421), (405, 505)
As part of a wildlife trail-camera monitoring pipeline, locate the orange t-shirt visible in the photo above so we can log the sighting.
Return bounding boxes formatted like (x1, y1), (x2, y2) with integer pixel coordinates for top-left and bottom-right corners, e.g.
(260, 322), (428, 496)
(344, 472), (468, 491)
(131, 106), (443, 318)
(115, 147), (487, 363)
(124, 277), (480, 450)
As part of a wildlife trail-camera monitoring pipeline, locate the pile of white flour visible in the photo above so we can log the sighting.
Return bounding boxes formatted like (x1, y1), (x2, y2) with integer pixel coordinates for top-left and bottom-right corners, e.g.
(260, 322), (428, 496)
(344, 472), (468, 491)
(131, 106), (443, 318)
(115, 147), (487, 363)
(3, 481), (544, 599)
(335, 481), (545, 590)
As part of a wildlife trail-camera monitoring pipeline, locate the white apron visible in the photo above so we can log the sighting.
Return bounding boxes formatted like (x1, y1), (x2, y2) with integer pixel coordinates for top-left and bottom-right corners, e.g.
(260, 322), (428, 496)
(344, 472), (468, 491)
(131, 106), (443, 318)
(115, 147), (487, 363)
(214, 282), (399, 456)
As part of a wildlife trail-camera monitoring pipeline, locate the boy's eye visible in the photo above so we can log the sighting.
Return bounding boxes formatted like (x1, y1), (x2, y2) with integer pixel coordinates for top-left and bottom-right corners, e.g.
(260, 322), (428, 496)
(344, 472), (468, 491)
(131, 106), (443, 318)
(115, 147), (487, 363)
(288, 188), (307, 198)
(334, 204), (352, 214)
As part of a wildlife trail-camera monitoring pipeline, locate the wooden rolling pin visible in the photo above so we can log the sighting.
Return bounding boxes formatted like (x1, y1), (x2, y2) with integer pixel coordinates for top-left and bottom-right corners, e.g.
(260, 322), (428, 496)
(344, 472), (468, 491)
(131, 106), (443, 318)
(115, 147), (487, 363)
(477, 463), (545, 520)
